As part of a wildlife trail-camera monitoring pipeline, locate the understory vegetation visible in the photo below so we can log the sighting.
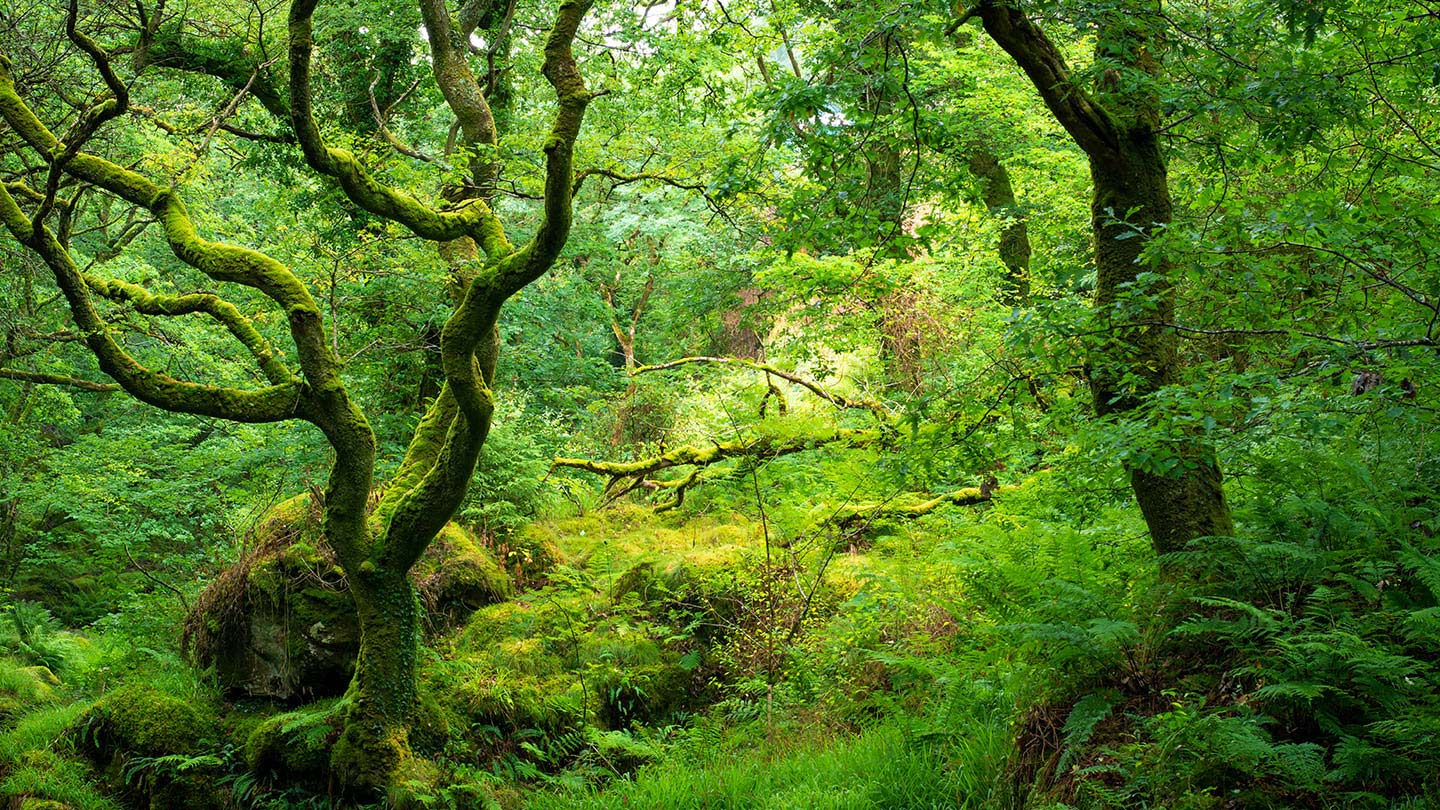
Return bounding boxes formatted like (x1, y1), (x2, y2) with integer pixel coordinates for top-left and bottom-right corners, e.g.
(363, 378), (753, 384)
(2, 0), (1439, 807)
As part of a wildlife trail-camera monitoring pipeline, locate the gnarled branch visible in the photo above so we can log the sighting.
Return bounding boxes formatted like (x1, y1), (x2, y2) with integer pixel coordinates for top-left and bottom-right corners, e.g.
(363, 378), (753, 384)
(554, 428), (881, 509)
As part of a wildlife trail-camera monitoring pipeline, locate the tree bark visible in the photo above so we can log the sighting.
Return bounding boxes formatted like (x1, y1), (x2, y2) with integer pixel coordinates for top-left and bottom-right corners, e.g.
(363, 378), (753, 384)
(973, 0), (1233, 557)
(331, 569), (421, 791)
(1088, 137), (1233, 555)
(967, 147), (1031, 303)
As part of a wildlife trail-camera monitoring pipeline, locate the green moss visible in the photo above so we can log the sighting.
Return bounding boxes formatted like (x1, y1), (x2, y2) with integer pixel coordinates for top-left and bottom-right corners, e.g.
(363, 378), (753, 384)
(409, 703), (446, 760)
(71, 685), (205, 763)
(329, 720), (409, 796)
(188, 494), (506, 699)
(609, 561), (657, 602)
(456, 670), (584, 734)
(497, 523), (563, 584)
(20, 799), (75, 810)
(414, 524), (513, 623)
(0, 661), (60, 726)
(384, 756), (444, 810)
(244, 701), (342, 786)
(0, 749), (118, 810)
(595, 660), (692, 729)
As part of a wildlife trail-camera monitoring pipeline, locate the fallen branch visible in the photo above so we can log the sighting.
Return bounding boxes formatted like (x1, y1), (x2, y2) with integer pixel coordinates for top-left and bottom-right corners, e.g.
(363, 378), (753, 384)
(831, 480), (1013, 531)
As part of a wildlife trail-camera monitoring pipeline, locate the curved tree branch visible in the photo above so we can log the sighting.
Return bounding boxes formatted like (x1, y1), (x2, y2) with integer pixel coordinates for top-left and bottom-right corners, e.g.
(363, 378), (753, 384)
(0, 367), (120, 392)
(968, 1), (1118, 160)
(634, 355), (890, 417)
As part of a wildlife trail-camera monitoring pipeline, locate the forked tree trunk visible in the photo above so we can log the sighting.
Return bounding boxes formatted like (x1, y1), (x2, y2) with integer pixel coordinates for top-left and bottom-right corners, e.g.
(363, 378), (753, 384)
(975, 1), (1233, 559)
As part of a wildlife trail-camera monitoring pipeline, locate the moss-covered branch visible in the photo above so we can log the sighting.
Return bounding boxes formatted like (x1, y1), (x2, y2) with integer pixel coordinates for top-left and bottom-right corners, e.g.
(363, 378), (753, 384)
(418, 0), (500, 199)
(494, 0), (594, 297)
(0, 50), (376, 566)
(831, 482), (1013, 530)
(0, 58), (344, 409)
(555, 428), (881, 508)
(634, 356), (890, 418)
(0, 183), (305, 423)
(0, 367), (120, 391)
(286, 0), (510, 256)
(85, 274), (294, 386)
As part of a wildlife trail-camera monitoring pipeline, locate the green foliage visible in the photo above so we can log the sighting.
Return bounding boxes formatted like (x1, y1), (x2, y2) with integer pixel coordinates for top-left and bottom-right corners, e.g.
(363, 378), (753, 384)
(3, 0), (1440, 805)
(526, 722), (972, 810)
(0, 603), (84, 676)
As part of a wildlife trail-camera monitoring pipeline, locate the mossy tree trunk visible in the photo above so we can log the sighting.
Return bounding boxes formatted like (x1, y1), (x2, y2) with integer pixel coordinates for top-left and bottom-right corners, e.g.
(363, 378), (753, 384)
(971, 1), (1233, 557)
(332, 570), (422, 789)
(0, 0), (595, 793)
(1088, 140), (1233, 555)
(967, 147), (1031, 304)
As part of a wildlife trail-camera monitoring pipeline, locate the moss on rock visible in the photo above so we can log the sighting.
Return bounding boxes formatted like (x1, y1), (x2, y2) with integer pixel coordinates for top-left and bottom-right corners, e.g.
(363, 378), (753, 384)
(0, 662), (59, 727)
(595, 659), (693, 729)
(71, 685), (204, 763)
(329, 721), (409, 797)
(244, 701), (342, 786)
(184, 493), (513, 699)
(19, 799), (73, 810)
(415, 523), (513, 628)
(65, 686), (224, 810)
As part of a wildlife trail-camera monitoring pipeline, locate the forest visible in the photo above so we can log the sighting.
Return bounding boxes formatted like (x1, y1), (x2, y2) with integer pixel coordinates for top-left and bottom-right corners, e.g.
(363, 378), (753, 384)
(0, 0), (1437, 807)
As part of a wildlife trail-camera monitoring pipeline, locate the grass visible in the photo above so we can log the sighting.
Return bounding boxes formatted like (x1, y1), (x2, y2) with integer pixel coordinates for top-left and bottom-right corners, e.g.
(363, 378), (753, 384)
(524, 720), (991, 810)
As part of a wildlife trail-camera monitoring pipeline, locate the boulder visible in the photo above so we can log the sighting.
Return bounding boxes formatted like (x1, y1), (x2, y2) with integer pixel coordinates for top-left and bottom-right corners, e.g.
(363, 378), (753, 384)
(184, 494), (513, 700)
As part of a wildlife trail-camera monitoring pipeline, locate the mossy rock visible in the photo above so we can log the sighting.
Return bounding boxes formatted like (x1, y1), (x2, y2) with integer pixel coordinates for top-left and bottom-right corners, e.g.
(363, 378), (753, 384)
(72, 685), (205, 763)
(18, 800), (73, 810)
(0, 663), (60, 726)
(384, 755), (444, 810)
(454, 671), (583, 735)
(185, 494), (513, 699)
(415, 524), (513, 628)
(67, 686), (225, 809)
(147, 770), (234, 810)
(609, 561), (659, 602)
(244, 702), (342, 786)
(499, 523), (564, 584)
(595, 659), (695, 729)
(330, 721), (409, 797)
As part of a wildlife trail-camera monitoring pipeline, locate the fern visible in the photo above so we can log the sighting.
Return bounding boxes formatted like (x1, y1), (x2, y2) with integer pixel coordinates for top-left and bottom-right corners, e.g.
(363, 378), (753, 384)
(1057, 691), (1116, 773)
(1399, 542), (1440, 602)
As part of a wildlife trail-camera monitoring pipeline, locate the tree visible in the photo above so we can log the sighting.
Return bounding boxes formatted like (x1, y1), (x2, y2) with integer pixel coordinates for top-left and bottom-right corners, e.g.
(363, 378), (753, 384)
(962, 0), (1233, 556)
(0, 0), (594, 790)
